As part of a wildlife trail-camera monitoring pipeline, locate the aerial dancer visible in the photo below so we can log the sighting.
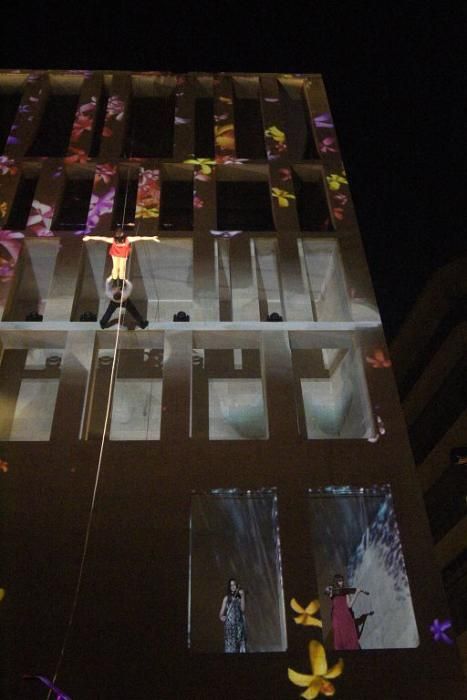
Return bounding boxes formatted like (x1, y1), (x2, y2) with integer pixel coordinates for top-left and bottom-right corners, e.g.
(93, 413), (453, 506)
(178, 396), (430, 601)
(99, 277), (148, 329)
(83, 228), (159, 287)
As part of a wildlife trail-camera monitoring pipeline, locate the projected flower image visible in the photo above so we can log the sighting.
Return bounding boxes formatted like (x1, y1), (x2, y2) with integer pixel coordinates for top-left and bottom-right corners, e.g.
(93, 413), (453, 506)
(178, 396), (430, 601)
(288, 640), (344, 699)
(135, 168), (160, 220)
(326, 172), (348, 192)
(272, 187), (296, 208)
(308, 486), (419, 650)
(291, 598), (323, 628)
(430, 619), (453, 645)
(184, 158), (216, 180)
(215, 124), (235, 154)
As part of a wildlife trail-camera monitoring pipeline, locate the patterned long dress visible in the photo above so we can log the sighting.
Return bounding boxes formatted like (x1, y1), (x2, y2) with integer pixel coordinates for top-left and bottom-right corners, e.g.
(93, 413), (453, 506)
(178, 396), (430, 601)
(224, 595), (247, 653)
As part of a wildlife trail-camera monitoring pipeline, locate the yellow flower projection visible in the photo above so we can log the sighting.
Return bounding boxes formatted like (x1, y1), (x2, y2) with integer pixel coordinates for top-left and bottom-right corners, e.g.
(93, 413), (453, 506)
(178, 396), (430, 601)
(135, 204), (159, 219)
(265, 126), (286, 144)
(0, 201), (7, 218)
(272, 187), (296, 207)
(215, 124), (235, 152)
(326, 173), (348, 191)
(183, 158), (216, 175)
(0, 588), (5, 602)
(290, 598), (322, 628)
(288, 640), (344, 699)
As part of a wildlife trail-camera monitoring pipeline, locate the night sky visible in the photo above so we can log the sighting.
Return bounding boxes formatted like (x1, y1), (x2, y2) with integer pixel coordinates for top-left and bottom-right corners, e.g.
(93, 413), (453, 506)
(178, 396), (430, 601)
(2, 4), (465, 340)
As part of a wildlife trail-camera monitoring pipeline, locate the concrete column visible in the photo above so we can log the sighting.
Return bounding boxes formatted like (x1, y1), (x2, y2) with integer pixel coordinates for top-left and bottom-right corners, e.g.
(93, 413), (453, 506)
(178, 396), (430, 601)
(98, 73), (132, 161)
(230, 235), (260, 321)
(50, 331), (95, 441)
(4, 72), (50, 159)
(173, 74), (195, 161)
(160, 330), (192, 441)
(261, 330), (297, 440)
(43, 238), (83, 321)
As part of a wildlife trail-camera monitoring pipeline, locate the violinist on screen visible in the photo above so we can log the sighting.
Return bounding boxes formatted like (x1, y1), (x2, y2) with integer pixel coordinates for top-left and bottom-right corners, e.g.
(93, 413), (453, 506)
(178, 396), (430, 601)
(325, 574), (369, 650)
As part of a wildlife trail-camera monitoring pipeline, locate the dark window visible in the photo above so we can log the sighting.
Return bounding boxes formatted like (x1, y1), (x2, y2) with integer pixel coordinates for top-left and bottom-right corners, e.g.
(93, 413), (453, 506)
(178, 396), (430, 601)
(442, 548), (467, 635)
(409, 356), (467, 464)
(6, 175), (38, 230)
(397, 299), (467, 401)
(52, 178), (94, 231)
(124, 96), (175, 158)
(27, 94), (79, 157)
(424, 464), (467, 542)
(293, 171), (333, 231)
(217, 181), (274, 231)
(88, 93), (109, 158)
(112, 177), (138, 230)
(279, 83), (318, 160)
(233, 97), (266, 159)
(0, 91), (22, 152)
(159, 180), (193, 231)
(194, 98), (215, 158)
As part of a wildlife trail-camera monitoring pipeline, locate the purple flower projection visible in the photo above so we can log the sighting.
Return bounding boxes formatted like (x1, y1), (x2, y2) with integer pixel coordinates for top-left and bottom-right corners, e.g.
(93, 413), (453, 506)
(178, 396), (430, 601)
(313, 112), (334, 129)
(85, 190), (115, 232)
(430, 619), (453, 645)
(23, 675), (72, 700)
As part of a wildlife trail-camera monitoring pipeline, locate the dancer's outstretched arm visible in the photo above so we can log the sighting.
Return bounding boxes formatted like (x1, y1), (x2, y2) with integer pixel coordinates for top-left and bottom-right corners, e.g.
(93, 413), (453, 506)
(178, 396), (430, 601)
(83, 235), (114, 243)
(127, 235), (160, 242)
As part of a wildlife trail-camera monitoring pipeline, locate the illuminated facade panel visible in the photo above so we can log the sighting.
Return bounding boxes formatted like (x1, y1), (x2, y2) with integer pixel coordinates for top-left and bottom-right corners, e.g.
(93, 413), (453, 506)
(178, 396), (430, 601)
(0, 70), (465, 699)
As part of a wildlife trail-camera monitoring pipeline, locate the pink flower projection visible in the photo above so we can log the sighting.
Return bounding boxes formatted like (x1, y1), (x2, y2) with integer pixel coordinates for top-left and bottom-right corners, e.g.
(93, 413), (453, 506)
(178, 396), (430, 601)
(64, 147), (87, 164)
(102, 95), (125, 138)
(0, 156), (18, 176)
(136, 168), (160, 220)
(0, 230), (23, 280)
(366, 349), (392, 368)
(95, 163), (117, 185)
(69, 97), (97, 143)
(26, 200), (54, 237)
(319, 137), (337, 154)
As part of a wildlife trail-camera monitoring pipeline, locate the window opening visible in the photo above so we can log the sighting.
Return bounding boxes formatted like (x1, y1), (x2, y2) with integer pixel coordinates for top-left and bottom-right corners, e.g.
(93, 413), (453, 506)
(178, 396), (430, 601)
(189, 489), (287, 652)
(308, 485), (419, 649)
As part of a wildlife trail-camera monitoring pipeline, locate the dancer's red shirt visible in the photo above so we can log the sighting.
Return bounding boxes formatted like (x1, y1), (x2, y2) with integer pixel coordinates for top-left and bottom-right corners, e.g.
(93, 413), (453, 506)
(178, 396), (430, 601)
(109, 241), (131, 258)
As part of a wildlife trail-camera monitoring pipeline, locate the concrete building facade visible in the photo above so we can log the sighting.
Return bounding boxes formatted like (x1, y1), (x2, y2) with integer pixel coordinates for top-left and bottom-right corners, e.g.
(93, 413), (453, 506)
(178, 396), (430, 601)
(0, 70), (465, 698)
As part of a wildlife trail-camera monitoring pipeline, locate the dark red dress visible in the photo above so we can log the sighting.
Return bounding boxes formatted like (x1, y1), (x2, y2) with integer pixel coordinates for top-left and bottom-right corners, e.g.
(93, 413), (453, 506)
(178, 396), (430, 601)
(331, 594), (360, 650)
